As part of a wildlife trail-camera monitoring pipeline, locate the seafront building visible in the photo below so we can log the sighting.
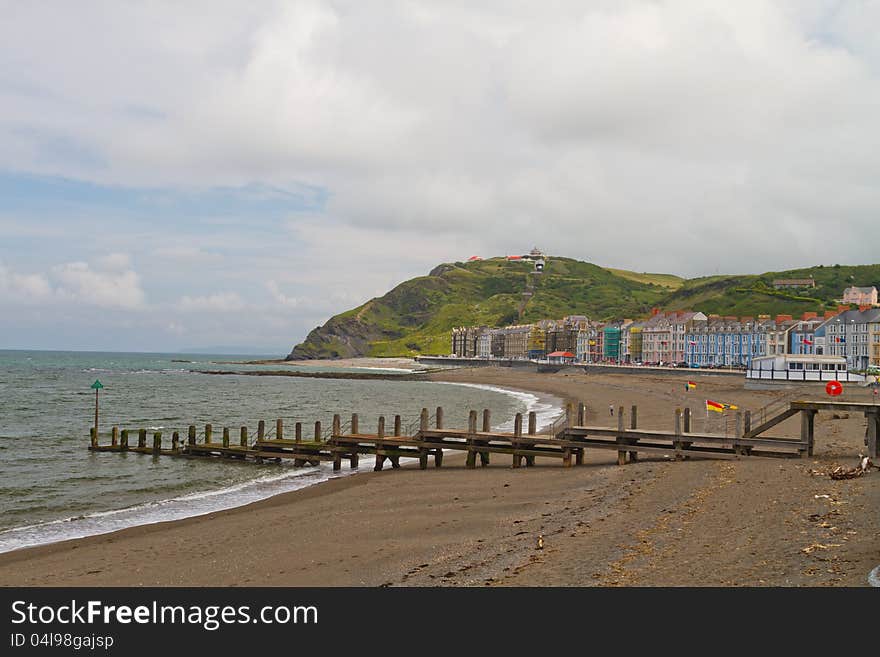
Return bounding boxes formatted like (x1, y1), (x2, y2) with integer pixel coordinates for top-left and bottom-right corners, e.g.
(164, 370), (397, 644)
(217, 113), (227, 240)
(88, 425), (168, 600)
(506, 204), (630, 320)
(822, 307), (880, 370)
(450, 305), (875, 371)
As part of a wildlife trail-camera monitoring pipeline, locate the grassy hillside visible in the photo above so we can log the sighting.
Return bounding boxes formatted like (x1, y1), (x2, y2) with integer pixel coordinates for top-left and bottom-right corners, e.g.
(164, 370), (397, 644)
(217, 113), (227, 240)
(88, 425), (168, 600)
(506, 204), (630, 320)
(662, 264), (880, 317)
(604, 268), (685, 290)
(289, 257), (669, 359)
(288, 259), (880, 359)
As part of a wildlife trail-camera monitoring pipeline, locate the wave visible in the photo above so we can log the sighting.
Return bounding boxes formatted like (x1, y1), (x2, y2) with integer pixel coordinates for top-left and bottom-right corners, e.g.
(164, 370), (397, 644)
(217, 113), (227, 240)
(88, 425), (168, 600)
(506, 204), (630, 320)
(0, 381), (562, 555)
(431, 381), (562, 431)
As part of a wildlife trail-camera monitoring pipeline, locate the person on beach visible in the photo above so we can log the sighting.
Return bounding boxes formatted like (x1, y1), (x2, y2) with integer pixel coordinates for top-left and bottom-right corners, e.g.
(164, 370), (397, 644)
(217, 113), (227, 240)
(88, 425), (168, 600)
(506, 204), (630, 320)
(609, 404), (614, 417)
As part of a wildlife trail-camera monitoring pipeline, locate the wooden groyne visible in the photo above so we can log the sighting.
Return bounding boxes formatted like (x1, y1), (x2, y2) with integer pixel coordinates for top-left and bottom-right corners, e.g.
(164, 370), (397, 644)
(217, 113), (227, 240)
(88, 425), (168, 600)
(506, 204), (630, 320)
(90, 399), (877, 469)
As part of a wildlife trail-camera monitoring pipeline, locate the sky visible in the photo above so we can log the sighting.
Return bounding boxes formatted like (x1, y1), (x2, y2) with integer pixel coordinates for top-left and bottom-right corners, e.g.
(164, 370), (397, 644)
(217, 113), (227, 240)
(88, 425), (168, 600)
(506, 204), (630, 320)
(1, 1), (879, 353)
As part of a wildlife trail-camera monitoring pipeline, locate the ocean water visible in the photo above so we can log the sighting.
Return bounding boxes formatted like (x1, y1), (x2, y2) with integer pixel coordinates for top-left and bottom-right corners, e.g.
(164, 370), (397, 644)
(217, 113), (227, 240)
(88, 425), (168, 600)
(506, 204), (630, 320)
(0, 350), (561, 553)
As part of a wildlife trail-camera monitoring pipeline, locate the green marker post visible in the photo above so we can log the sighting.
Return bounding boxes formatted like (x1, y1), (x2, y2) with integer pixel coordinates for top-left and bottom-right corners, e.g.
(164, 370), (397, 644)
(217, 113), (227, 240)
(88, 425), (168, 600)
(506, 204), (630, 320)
(91, 379), (104, 442)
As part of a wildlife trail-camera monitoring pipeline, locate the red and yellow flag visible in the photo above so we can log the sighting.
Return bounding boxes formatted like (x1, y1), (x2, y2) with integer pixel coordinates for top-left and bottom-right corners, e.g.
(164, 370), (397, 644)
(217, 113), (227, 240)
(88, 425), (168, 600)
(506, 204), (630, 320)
(706, 399), (725, 413)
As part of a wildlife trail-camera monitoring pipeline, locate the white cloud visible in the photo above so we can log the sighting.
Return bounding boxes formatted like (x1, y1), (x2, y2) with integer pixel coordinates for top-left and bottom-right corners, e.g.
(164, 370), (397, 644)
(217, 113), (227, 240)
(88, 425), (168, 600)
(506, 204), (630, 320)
(52, 260), (146, 309)
(3, 1), (880, 350)
(0, 262), (52, 301)
(152, 246), (221, 262)
(177, 292), (245, 312)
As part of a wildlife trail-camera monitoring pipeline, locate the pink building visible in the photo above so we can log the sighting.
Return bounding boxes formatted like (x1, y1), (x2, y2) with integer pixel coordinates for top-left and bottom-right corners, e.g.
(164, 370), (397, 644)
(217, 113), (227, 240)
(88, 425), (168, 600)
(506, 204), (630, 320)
(842, 286), (878, 306)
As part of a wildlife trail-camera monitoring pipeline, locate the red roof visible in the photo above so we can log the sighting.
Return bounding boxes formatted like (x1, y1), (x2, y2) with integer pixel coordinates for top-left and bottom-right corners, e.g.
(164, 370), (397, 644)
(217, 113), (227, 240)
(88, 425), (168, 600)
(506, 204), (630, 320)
(547, 351), (575, 358)
(467, 255), (482, 261)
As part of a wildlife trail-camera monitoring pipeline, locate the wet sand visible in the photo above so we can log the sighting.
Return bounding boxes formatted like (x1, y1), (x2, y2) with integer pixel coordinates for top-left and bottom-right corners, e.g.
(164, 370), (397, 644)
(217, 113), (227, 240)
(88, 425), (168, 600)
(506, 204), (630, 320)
(1, 367), (877, 587)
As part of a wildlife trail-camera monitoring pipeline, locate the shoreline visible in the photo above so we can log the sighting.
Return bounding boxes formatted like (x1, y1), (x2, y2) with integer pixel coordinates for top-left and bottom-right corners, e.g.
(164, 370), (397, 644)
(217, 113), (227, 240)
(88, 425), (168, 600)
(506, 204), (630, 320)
(0, 378), (562, 557)
(1, 366), (877, 587)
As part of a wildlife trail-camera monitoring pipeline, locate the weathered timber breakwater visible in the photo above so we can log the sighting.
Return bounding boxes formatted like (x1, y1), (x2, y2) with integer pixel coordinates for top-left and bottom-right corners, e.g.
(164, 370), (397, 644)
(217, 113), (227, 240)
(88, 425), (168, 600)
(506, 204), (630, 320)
(91, 399), (879, 473)
(195, 369), (437, 381)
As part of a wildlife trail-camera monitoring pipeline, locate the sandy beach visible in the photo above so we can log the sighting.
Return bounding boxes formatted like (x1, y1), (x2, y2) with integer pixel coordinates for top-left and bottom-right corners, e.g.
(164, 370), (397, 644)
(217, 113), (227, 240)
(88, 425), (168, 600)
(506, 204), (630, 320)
(1, 366), (878, 587)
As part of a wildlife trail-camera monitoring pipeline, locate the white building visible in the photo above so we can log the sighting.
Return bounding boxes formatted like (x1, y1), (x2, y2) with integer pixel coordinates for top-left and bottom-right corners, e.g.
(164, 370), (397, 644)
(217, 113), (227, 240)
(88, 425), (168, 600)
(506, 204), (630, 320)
(747, 354), (863, 382)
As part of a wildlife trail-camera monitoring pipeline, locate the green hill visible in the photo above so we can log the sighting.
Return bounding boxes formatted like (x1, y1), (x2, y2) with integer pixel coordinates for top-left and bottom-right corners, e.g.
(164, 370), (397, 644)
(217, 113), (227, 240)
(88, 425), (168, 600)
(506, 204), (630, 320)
(287, 259), (880, 359)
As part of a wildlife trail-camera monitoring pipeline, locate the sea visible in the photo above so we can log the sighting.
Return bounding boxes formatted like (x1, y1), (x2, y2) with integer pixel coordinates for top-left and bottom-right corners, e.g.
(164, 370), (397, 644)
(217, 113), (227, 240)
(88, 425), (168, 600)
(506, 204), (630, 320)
(0, 350), (561, 553)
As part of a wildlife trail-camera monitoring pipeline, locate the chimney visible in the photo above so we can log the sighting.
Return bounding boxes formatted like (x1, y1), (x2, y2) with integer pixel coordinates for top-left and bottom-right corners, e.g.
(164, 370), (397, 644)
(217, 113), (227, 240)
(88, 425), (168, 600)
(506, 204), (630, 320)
(776, 314), (792, 323)
(802, 311), (817, 320)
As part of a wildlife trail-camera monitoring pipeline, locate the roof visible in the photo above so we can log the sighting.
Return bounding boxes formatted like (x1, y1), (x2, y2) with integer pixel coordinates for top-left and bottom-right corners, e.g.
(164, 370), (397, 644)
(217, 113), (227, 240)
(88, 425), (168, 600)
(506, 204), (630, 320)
(825, 308), (880, 325)
(546, 351), (575, 358)
(772, 278), (814, 285)
(844, 286), (877, 293)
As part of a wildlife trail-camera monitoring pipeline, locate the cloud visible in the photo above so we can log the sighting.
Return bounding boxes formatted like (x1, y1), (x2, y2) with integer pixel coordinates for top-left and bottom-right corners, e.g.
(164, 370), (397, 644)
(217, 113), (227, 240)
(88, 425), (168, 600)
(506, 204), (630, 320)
(1, 257), (145, 309)
(2, 1), (880, 350)
(0, 262), (52, 301)
(52, 260), (145, 309)
(177, 292), (245, 312)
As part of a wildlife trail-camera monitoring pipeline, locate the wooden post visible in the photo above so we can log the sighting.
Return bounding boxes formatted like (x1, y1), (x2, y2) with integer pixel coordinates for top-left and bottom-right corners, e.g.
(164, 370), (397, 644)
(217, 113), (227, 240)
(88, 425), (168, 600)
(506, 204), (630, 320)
(351, 413), (359, 435)
(617, 407), (627, 465)
(276, 419), (283, 441)
(257, 420), (265, 442)
(188, 425), (196, 446)
(866, 411), (879, 459)
(314, 421), (321, 442)
(138, 428), (147, 449)
(801, 410), (815, 457)
(733, 411), (743, 456)
(90, 427), (97, 448)
(419, 408), (429, 469)
(525, 411), (535, 466)
(435, 407), (443, 430)
(466, 410), (477, 469)
(673, 409), (682, 460)
(479, 410), (490, 466)
(577, 402), (585, 426)
(222, 427), (230, 448)
(512, 412), (523, 468)
(152, 431), (161, 455)
(111, 426), (119, 448)
(744, 410), (752, 437)
(295, 422), (302, 443)
(120, 429), (129, 451)
(172, 431), (180, 452)
(374, 416), (386, 471)
(204, 424), (212, 445)
(631, 405), (638, 430)
(623, 405), (638, 462)
(683, 407), (691, 433)
(332, 415), (342, 471)
(394, 415), (401, 437)
(112, 426), (120, 447)
(566, 403), (574, 427)
(240, 426), (248, 447)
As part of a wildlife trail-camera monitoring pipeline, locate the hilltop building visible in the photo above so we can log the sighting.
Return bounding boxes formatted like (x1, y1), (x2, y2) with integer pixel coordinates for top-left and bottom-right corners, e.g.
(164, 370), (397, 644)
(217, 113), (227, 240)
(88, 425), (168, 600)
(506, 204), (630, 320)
(842, 286), (878, 306)
(772, 278), (815, 289)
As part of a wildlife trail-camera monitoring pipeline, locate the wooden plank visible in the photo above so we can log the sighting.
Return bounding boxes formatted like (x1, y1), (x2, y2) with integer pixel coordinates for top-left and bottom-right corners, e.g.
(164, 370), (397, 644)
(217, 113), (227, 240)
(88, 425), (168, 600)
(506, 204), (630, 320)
(743, 407), (799, 439)
(790, 401), (880, 412)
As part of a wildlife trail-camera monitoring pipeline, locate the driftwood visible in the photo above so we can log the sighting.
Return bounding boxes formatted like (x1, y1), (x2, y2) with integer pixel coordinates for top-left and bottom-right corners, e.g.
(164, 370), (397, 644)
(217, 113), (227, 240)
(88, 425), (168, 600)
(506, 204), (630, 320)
(809, 456), (877, 480)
